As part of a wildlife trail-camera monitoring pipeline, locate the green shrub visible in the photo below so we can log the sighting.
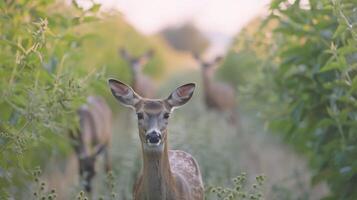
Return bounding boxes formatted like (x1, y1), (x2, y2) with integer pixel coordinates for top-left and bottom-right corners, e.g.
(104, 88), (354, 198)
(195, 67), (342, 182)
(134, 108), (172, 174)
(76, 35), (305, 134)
(223, 0), (356, 198)
(206, 173), (265, 200)
(0, 1), (102, 196)
(235, 0), (357, 198)
(270, 0), (356, 198)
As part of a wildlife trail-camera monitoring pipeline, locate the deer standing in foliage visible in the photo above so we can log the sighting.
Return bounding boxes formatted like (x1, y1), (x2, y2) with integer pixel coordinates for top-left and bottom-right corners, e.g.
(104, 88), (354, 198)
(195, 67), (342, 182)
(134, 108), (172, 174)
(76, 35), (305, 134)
(193, 53), (239, 124)
(69, 96), (112, 193)
(108, 79), (204, 200)
(119, 48), (156, 98)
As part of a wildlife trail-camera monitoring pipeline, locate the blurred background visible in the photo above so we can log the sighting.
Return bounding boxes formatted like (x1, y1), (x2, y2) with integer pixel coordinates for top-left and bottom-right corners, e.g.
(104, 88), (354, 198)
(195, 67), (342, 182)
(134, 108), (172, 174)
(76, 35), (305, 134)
(0, 0), (356, 199)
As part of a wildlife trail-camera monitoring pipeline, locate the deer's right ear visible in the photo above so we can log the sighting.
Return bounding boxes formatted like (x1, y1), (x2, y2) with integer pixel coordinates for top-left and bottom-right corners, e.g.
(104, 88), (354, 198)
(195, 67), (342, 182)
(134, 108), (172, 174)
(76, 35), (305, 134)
(119, 48), (130, 60)
(108, 79), (141, 108)
(192, 52), (201, 62)
(166, 83), (196, 109)
(214, 56), (223, 64)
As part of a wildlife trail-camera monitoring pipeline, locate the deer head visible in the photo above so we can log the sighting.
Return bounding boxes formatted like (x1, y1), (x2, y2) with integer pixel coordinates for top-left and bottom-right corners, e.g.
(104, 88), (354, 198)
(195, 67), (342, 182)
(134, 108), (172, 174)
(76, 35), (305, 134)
(108, 79), (195, 153)
(69, 106), (106, 192)
(119, 48), (154, 75)
(193, 53), (223, 78)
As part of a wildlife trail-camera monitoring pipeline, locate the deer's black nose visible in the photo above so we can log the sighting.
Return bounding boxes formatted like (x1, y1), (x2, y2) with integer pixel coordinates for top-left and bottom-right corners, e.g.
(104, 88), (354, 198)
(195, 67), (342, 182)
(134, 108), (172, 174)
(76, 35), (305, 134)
(146, 131), (161, 144)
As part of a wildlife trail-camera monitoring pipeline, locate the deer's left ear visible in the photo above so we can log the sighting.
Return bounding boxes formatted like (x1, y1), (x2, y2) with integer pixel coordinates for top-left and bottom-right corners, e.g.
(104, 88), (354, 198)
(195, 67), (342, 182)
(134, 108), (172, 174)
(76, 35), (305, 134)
(214, 56), (223, 64)
(119, 48), (130, 60)
(108, 79), (141, 108)
(166, 83), (195, 109)
(138, 49), (154, 66)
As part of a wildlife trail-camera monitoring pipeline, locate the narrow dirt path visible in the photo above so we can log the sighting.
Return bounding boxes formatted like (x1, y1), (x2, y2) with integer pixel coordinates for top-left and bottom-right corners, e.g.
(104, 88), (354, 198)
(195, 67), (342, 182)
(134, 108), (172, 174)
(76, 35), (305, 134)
(237, 111), (329, 199)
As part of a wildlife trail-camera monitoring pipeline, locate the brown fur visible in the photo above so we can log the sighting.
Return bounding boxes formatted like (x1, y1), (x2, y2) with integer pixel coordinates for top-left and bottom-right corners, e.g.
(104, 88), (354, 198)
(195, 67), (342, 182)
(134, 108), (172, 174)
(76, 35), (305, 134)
(69, 96), (112, 193)
(133, 129), (204, 200)
(193, 54), (236, 111)
(193, 54), (239, 125)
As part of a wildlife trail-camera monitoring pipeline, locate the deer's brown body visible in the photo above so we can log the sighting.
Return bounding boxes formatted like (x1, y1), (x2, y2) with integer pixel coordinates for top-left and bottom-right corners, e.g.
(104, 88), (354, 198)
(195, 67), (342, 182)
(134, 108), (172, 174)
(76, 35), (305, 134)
(203, 74), (235, 111)
(134, 144), (204, 200)
(194, 54), (236, 111)
(119, 48), (156, 98)
(108, 79), (204, 200)
(133, 73), (155, 99)
(69, 96), (112, 193)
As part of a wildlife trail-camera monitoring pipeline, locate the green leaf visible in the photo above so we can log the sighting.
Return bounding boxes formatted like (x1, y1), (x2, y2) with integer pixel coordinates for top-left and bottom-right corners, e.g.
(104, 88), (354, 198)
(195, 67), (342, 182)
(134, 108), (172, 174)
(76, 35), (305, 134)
(350, 76), (357, 92)
(71, 0), (83, 11)
(333, 23), (347, 38)
(270, 0), (285, 9)
(291, 101), (304, 124)
(89, 4), (101, 13)
(82, 16), (98, 23)
(320, 61), (342, 72)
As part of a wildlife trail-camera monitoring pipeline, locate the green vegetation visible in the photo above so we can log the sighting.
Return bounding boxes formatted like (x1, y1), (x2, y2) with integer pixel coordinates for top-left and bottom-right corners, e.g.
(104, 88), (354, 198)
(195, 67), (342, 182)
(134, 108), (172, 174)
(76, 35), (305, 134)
(1, 0), (356, 199)
(222, 0), (357, 199)
(0, 1), (99, 196)
(0, 0), (169, 198)
(207, 173), (265, 200)
(269, 0), (356, 198)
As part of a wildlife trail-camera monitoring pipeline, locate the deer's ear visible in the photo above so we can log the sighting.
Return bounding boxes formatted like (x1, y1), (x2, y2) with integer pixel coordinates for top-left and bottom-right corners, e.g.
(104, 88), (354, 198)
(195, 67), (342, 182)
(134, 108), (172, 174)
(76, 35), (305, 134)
(108, 79), (141, 108)
(119, 48), (130, 60)
(214, 56), (223, 64)
(138, 49), (154, 66)
(146, 49), (154, 58)
(166, 83), (195, 109)
(192, 52), (200, 61)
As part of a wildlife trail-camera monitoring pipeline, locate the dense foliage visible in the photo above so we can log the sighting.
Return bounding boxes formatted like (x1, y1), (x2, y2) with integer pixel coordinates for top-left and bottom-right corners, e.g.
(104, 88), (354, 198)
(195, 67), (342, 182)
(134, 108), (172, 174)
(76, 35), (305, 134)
(270, 0), (357, 198)
(228, 0), (357, 199)
(0, 0), (168, 198)
(0, 0), (107, 197)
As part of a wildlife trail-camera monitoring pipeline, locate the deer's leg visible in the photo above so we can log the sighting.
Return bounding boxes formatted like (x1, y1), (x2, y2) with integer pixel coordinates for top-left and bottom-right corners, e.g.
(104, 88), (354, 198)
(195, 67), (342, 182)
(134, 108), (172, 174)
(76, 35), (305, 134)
(104, 147), (112, 173)
(226, 109), (243, 136)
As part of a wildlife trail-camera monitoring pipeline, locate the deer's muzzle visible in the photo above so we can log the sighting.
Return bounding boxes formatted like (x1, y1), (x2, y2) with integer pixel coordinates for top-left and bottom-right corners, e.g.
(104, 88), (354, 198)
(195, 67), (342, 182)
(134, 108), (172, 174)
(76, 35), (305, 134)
(145, 131), (162, 146)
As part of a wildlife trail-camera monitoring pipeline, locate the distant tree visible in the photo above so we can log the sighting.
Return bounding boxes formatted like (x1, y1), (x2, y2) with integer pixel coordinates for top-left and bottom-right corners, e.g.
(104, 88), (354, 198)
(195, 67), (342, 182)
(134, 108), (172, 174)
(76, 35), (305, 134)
(160, 22), (209, 54)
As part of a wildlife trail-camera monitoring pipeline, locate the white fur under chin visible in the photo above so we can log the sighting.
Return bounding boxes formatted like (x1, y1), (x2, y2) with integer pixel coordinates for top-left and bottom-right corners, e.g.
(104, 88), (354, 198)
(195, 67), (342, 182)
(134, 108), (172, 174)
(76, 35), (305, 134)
(143, 140), (164, 152)
(147, 139), (161, 146)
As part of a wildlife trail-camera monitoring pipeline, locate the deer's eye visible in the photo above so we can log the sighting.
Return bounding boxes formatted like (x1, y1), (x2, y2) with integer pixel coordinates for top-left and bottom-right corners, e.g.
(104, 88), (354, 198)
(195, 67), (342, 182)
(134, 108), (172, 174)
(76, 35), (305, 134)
(137, 113), (144, 120)
(163, 113), (170, 119)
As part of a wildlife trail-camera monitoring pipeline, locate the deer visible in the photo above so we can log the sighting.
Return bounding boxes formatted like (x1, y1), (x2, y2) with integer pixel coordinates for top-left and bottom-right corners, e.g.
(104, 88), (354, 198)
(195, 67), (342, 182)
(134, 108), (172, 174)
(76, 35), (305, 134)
(108, 78), (204, 200)
(69, 96), (112, 193)
(119, 48), (156, 98)
(193, 53), (239, 125)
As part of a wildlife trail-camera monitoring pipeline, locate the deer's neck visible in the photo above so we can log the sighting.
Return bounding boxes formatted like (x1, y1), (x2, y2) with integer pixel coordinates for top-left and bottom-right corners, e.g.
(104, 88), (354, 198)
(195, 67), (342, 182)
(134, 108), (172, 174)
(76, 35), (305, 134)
(140, 140), (177, 199)
(202, 70), (213, 96)
(132, 72), (139, 89)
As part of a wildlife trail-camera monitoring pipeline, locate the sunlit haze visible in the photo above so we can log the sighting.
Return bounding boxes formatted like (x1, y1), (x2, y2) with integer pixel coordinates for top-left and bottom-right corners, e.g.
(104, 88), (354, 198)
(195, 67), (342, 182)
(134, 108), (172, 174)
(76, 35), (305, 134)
(77, 0), (271, 54)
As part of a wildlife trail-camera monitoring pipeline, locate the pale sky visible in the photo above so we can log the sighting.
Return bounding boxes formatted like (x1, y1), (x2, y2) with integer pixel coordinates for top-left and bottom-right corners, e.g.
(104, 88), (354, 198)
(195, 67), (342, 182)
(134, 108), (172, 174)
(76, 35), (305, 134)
(76, 0), (271, 54)
(79, 0), (270, 36)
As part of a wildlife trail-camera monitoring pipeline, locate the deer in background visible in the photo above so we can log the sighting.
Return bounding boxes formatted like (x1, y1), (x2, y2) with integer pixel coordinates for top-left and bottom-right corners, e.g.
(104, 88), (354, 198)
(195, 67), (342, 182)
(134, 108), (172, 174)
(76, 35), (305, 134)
(193, 53), (239, 124)
(69, 96), (112, 193)
(108, 79), (204, 200)
(119, 48), (156, 98)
